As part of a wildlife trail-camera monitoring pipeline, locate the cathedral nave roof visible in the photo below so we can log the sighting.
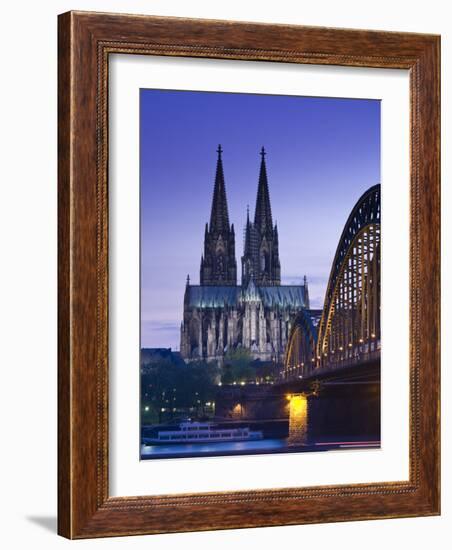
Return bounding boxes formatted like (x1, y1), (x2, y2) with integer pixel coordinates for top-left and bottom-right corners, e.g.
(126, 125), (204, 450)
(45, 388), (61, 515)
(186, 284), (307, 309)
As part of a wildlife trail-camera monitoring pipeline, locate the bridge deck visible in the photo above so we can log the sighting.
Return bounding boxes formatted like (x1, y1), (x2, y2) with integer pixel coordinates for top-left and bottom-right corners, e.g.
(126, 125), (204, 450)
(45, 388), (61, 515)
(277, 355), (380, 393)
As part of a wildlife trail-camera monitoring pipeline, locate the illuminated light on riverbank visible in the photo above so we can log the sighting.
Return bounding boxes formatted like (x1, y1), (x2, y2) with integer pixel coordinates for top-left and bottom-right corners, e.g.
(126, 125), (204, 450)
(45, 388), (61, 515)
(232, 403), (243, 419)
(288, 394), (308, 446)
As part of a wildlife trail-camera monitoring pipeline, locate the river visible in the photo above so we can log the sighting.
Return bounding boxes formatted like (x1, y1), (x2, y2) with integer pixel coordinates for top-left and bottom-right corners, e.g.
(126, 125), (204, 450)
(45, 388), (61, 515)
(140, 436), (379, 460)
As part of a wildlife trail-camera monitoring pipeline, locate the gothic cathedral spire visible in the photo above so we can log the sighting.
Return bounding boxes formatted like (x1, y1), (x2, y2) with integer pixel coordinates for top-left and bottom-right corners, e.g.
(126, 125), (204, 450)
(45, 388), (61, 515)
(242, 147), (281, 287)
(200, 146), (237, 286)
(209, 145), (230, 233)
(254, 147), (273, 233)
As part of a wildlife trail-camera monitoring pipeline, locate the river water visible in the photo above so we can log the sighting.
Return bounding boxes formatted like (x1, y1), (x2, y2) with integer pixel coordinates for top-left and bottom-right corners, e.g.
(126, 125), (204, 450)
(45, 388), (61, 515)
(140, 437), (379, 460)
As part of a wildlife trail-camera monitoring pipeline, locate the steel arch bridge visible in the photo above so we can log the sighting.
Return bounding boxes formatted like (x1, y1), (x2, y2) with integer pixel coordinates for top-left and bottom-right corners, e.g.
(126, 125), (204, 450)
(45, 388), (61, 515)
(284, 184), (381, 380)
(284, 309), (318, 379)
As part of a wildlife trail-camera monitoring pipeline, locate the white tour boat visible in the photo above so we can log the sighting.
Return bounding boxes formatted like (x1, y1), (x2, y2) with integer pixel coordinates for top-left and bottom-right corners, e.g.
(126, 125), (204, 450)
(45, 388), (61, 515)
(143, 421), (263, 445)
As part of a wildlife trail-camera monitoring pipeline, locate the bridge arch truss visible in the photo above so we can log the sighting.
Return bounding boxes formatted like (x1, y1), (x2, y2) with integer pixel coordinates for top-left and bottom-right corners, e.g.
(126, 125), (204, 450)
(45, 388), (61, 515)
(284, 184), (381, 380)
(316, 184), (381, 368)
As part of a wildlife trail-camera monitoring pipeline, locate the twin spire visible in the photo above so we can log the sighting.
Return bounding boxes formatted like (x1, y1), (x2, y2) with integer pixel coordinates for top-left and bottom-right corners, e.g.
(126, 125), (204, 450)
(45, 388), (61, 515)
(200, 145), (280, 287)
(210, 144), (274, 235)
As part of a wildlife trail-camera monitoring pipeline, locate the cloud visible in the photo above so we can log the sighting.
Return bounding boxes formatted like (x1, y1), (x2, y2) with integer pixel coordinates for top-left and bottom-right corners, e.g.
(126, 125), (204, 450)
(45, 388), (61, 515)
(141, 320), (181, 349)
(142, 320), (180, 332)
(282, 274), (328, 286)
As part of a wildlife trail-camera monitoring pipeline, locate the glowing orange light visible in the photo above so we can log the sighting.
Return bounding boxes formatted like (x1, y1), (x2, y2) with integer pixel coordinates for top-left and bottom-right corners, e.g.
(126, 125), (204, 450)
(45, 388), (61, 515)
(288, 394), (308, 446)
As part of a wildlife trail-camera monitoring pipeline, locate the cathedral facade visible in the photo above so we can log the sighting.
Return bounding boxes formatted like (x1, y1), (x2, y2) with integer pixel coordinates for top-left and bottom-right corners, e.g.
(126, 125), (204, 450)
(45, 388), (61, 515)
(180, 146), (310, 364)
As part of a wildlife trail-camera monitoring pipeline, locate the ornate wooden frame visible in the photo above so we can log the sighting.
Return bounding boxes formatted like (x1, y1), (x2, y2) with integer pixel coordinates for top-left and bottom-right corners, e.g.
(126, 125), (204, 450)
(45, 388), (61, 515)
(58, 11), (440, 538)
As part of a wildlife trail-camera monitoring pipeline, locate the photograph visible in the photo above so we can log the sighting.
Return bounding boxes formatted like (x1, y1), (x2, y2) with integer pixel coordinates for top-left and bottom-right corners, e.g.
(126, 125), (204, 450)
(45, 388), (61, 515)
(0, 0), (444, 544)
(140, 89), (381, 460)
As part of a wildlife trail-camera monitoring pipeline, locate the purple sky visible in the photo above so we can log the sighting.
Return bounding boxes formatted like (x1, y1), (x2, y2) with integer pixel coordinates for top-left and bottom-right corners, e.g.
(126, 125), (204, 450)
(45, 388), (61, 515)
(140, 89), (380, 349)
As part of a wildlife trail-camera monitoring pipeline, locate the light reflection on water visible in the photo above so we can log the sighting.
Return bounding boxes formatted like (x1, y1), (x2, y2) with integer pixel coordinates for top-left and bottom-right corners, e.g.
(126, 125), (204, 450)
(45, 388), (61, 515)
(141, 438), (287, 457)
(140, 437), (380, 459)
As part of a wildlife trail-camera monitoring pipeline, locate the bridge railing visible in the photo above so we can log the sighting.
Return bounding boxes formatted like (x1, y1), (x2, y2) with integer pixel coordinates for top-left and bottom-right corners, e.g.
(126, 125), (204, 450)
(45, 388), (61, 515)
(282, 344), (380, 382)
(318, 339), (380, 368)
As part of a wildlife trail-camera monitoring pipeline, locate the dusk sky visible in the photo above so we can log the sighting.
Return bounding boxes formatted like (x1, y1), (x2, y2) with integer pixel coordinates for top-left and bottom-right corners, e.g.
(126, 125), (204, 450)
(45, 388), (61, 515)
(140, 89), (380, 349)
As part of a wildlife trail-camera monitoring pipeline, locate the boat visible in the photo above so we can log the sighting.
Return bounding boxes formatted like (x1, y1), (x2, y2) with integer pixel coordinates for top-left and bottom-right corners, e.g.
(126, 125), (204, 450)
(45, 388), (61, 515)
(143, 421), (263, 445)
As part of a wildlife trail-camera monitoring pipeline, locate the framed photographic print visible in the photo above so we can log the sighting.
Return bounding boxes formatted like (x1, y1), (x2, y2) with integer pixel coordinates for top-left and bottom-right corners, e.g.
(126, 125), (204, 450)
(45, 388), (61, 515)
(58, 11), (440, 538)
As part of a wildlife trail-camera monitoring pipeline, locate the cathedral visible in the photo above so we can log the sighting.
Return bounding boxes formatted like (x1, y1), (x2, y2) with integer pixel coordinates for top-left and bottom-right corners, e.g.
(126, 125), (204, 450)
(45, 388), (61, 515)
(180, 146), (310, 364)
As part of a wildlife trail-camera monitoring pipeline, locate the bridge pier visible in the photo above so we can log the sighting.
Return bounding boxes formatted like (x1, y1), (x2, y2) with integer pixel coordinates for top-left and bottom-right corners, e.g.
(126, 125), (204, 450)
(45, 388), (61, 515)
(287, 394), (309, 446)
